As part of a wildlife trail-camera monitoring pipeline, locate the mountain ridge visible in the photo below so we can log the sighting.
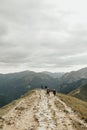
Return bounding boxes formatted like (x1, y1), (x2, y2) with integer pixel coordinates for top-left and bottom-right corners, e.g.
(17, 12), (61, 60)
(0, 67), (87, 108)
(0, 89), (87, 130)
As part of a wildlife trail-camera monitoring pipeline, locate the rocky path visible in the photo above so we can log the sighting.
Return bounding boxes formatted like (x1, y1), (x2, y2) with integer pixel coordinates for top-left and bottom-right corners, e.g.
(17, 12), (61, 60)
(1, 89), (87, 130)
(35, 90), (75, 130)
(35, 91), (57, 130)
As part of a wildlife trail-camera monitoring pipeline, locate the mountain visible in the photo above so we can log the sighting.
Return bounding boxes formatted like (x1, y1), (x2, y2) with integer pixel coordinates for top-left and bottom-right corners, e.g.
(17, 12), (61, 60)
(0, 71), (59, 107)
(0, 71), (38, 107)
(69, 83), (87, 102)
(58, 67), (87, 93)
(41, 71), (64, 78)
(58, 78), (87, 94)
(0, 67), (87, 108)
(0, 89), (87, 130)
(62, 67), (87, 83)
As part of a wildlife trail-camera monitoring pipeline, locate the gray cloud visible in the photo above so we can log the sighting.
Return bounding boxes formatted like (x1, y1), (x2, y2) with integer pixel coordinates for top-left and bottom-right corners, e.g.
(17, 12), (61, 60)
(0, 0), (87, 73)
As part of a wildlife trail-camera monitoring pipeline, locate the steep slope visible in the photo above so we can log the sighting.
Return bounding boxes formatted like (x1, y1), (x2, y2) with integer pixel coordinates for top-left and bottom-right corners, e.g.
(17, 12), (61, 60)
(58, 67), (87, 94)
(59, 78), (87, 94)
(0, 89), (87, 130)
(0, 71), (37, 107)
(69, 83), (87, 102)
(62, 67), (87, 83)
(0, 71), (58, 107)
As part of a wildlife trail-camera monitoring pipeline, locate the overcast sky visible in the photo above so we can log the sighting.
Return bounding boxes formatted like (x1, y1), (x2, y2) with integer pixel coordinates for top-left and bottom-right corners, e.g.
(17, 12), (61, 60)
(0, 0), (87, 73)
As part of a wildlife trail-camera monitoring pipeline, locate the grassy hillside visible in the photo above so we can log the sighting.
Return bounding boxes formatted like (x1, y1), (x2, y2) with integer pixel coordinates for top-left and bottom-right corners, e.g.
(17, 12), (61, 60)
(0, 90), (35, 116)
(57, 93), (87, 122)
(69, 84), (87, 102)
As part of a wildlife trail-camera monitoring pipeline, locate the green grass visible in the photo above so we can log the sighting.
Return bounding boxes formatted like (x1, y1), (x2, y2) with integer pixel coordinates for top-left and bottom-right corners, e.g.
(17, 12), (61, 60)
(69, 84), (87, 102)
(57, 93), (87, 122)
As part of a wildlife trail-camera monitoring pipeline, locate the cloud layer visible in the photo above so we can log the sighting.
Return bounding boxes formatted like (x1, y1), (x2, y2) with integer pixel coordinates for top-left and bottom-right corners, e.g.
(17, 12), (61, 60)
(0, 0), (87, 73)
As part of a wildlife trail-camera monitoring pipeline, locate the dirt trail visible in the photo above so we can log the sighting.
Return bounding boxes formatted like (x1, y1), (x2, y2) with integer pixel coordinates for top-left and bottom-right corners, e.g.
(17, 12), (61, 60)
(1, 90), (87, 130)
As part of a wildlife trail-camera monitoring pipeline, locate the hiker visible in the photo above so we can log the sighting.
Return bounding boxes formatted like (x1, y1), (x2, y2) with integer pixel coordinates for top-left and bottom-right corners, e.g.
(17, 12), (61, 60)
(46, 88), (50, 95)
(45, 86), (47, 89)
(53, 89), (56, 96)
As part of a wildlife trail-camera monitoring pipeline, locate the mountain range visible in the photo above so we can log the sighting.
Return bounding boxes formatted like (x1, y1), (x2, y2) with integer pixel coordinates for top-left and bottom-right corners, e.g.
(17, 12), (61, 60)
(0, 67), (87, 107)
